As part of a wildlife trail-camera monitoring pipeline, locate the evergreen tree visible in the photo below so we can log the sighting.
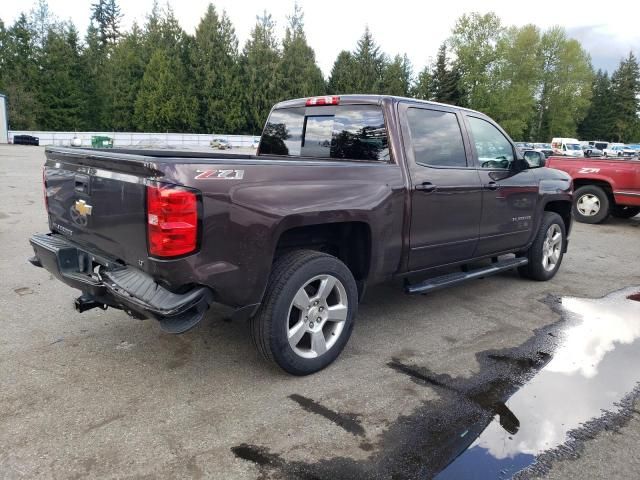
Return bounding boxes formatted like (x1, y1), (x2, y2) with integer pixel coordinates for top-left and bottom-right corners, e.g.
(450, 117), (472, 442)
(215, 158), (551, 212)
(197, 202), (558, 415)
(352, 27), (385, 93)
(2, 14), (41, 129)
(240, 11), (282, 133)
(104, 0), (122, 45)
(610, 52), (640, 142)
(192, 4), (245, 133)
(101, 24), (146, 130)
(327, 51), (357, 94)
(578, 70), (615, 140)
(412, 64), (432, 100)
(38, 23), (89, 130)
(278, 3), (325, 99)
(28, 0), (54, 49)
(381, 54), (411, 96)
(133, 48), (198, 131)
(429, 43), (462, 104)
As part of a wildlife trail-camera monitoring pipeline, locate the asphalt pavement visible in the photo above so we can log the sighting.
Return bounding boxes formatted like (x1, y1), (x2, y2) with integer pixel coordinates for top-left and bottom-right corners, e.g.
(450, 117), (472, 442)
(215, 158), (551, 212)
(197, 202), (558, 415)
(1, 145), (639, 479)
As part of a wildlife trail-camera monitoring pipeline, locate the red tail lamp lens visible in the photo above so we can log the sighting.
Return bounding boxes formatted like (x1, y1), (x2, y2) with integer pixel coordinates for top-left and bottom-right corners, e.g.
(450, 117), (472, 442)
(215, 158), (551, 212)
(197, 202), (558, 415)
(147, 184), (199, 257)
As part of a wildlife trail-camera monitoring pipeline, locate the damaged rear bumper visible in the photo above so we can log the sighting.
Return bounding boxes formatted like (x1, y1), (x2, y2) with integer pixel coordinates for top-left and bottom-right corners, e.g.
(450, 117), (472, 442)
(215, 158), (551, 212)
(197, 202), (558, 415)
(29, 233), (213, 333)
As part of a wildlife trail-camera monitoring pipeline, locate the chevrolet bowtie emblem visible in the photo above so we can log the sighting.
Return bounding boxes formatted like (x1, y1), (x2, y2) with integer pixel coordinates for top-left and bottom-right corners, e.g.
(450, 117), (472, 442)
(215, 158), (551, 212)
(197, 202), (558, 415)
(74, 199), (93, 216)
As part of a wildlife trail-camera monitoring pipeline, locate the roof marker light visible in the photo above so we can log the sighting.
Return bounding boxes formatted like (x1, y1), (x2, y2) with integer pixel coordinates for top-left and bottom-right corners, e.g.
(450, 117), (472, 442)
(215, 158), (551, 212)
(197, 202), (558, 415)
(306, 96), (340, 106)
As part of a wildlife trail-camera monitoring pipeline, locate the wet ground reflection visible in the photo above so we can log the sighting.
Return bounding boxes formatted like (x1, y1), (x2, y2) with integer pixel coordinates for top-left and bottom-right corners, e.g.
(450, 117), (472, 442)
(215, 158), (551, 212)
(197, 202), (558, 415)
(437, 286), (640, 479)
(232, 286), (640, 479)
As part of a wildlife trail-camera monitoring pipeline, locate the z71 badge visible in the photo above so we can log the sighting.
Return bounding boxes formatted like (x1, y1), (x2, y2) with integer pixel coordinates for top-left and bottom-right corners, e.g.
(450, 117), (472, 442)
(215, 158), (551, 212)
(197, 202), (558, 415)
(195, 169), (244, 180)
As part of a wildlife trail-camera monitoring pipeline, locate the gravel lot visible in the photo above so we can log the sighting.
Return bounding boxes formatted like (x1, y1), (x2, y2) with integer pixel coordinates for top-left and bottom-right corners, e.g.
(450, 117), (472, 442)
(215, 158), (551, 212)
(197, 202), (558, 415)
(1, 145), (639, 479)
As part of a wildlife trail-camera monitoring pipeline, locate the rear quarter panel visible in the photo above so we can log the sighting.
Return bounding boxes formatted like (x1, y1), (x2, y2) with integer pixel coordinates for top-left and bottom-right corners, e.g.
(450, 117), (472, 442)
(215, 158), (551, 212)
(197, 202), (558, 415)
(152, 159), (406, 308)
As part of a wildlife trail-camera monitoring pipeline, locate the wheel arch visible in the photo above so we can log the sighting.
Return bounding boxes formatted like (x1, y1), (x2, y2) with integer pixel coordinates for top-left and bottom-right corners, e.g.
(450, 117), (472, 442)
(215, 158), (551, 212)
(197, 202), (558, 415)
(273, 221), (373, 291)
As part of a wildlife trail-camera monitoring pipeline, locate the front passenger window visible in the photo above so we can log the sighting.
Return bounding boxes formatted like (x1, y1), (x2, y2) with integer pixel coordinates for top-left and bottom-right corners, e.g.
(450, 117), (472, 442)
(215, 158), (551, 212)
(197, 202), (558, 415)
(467, 116), (515, 169)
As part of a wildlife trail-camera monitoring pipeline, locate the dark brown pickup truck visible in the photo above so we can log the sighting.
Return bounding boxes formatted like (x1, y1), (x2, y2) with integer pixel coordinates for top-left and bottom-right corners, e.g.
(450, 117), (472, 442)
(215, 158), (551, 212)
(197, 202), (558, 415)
(29, 95), (573, 374)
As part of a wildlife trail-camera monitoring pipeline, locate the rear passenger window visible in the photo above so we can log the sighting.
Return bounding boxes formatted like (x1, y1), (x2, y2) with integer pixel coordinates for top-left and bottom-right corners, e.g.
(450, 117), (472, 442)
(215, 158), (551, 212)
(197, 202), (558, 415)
(406, 108), (467, 167)
(260, 105), (389, 161)
(467, 116), (515, 169)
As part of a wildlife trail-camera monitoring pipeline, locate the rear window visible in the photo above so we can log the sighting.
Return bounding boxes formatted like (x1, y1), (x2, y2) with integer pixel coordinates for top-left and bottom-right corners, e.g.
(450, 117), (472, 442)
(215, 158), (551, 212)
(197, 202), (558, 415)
(260, 105), (389, 161)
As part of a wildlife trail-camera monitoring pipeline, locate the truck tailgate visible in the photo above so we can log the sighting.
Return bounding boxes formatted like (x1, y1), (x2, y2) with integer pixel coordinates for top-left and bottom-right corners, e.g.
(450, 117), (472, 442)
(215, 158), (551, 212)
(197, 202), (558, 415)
(44, 148), (163, 266)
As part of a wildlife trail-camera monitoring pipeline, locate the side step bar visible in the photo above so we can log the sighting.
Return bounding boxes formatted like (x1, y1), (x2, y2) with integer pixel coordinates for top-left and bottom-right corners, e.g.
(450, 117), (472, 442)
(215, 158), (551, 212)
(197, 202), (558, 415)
(405, 257), (528, 295)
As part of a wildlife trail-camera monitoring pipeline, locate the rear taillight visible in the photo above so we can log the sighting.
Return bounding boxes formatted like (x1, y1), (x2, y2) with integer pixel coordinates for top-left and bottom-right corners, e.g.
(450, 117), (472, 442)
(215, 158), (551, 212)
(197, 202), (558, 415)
(306, 96), (340, 106)
(146, 184), (199, 257)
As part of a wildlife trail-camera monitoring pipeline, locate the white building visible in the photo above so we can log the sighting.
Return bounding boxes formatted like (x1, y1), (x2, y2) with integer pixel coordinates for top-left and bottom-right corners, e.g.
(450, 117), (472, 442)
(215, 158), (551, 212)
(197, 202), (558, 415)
(0, 94), (7, 144)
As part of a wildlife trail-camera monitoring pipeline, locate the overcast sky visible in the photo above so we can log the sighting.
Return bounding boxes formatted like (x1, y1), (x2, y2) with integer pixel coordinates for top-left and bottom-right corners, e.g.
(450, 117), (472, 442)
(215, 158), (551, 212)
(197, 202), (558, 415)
(4, 0), (640, 77)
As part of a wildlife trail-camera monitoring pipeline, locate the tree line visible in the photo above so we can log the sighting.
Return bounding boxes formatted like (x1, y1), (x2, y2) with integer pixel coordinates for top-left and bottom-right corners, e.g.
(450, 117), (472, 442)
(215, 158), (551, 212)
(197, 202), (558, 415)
(1, 2), (639, 141)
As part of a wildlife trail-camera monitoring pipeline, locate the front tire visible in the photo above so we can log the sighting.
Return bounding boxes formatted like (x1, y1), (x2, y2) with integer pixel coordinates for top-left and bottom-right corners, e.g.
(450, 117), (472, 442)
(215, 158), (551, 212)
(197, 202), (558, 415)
(518, 212), (566, 281)
(251, 250), (358, 375)
(573, 185), (610, 224)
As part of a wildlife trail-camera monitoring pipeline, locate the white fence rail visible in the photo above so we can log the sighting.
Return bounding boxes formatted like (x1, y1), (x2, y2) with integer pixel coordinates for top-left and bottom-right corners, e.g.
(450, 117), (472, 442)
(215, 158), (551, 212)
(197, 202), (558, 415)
(8, 131), (259, 148)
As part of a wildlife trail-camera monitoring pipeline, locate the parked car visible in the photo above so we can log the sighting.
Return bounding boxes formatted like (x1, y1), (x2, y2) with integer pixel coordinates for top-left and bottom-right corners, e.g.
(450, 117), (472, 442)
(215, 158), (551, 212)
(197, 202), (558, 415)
(603, 143), (635, 158)
(588, 140), (609, 151)
(13, 134), (39, 146)
(551, 137), (584, 157)
(532, 143), (554, 158)
(626, 144), (640, 156)
(514, 142), (534, 152)
(29, 94), (573, 375)
(210, 137), (232, 150)
(581, 144), (603, 157)
(546, 155), (640, 223)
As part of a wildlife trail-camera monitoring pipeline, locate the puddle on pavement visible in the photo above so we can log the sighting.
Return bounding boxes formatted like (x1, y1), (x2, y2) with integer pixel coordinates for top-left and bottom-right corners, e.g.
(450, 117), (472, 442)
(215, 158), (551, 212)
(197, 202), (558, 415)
(437, 286), (640, 479)
(232, 286), (640, 479)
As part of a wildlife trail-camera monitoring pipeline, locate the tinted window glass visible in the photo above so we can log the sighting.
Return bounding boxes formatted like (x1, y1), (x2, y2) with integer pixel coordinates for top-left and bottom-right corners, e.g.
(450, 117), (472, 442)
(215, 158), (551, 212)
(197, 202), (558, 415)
(260, 105), (389, 161)
(331, 106), (389, 161)
(260, 108), (304, 156)
(467, 116), (514, 169)
(406, 108), (467, 167)
(301, 116), (333, 157)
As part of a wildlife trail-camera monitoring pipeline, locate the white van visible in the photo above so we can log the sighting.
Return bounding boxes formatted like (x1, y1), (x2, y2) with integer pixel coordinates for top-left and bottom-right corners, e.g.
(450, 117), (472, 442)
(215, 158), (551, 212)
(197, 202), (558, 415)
(551, 138), (584, 157)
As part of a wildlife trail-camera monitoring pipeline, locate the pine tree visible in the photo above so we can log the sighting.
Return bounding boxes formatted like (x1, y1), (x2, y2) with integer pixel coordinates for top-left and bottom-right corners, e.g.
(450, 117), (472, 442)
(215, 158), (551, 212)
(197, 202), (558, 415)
(133, 48), (198, 131)
(101, 24), (146, 130)
(278, 3), (325, 99)
(381, 54), (411, 96)
(610, 52), (640, 142)
(578, 70), (615, 141)
(38, 23), (89, 130)
(3, 14), (41, 129)
(327, 51), (357, 94)
(104, 0), (122, 45)
(240, 11), (282, 133)
(192, 4), (245, 134)
(412, 65), (432, 100)
(353, 27), (385, 93)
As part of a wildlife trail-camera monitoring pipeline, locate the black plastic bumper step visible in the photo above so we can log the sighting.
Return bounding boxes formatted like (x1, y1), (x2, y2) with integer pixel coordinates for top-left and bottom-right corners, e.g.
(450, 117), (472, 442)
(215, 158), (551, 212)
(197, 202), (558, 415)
(405, 257), (528, 295)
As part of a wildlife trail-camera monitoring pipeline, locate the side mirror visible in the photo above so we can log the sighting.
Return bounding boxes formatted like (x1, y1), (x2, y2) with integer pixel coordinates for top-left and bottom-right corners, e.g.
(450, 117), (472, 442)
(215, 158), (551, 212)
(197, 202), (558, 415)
(523, 151), (545, 168)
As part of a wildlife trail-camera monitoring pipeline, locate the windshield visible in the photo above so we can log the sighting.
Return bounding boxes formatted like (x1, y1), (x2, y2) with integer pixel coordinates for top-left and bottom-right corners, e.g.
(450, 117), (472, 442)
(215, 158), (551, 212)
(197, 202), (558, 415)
(534, 143), (551, 149)
(567, 144), (581, 150)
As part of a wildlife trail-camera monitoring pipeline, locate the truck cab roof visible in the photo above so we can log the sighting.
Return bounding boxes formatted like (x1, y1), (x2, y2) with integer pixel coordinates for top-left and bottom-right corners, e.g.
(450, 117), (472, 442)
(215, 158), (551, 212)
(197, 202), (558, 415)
(273, 95), (486, 117)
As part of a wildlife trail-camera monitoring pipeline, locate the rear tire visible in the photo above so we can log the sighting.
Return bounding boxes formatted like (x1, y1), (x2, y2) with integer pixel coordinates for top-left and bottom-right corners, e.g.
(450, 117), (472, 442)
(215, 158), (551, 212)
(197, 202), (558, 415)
(611, 205), (640, 219)
(518, 212), (566, 281)
(250, 250), (358, 375)
(573, 185), (610, 224)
